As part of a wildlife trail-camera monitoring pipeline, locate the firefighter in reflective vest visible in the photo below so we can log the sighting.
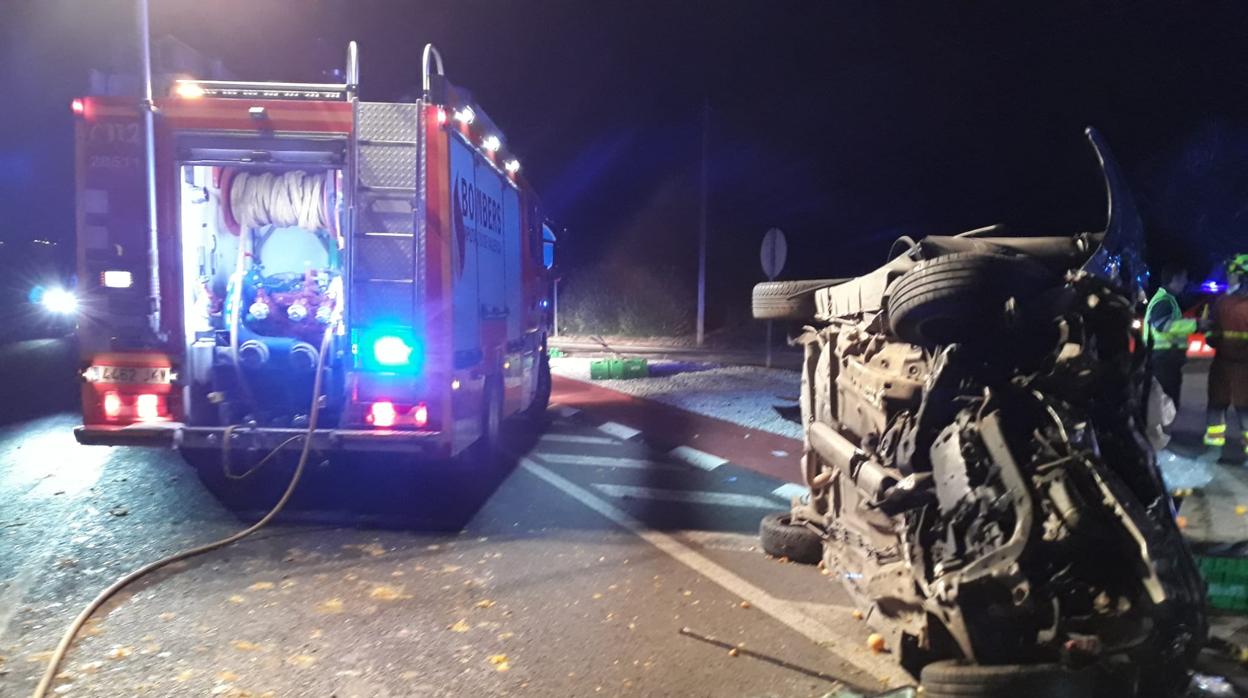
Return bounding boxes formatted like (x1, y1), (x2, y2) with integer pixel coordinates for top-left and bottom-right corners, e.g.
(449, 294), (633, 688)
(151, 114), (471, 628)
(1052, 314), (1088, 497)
(1205, 254), (1248, 452)
(1145, 265), (1196, 409)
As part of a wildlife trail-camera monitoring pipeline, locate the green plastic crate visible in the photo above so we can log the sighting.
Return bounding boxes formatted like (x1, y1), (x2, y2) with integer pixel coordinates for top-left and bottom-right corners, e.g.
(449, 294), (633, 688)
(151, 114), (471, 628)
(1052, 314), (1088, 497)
(1197, 555), (1248, 612)
(548, 347), (566, 358)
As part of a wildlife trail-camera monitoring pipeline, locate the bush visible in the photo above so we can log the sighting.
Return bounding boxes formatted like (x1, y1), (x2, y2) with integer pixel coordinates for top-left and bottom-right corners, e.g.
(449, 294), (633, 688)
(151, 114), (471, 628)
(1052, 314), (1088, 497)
(559, 264), (694, 337)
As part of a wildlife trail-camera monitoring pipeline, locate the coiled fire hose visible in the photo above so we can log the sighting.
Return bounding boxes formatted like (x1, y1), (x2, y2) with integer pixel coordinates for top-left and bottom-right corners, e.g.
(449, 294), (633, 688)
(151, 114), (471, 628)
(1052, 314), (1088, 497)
(229, 171), (327, 231)
(31, 326), (335, 698)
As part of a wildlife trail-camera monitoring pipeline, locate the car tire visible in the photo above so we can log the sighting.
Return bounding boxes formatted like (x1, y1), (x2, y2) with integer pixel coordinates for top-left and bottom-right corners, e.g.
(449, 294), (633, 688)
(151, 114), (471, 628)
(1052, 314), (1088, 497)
(887, 253), (1054, 348)
(751, 279), (844, 321)
(758, 512), (822, 564)
(919, 660), (1093, 698)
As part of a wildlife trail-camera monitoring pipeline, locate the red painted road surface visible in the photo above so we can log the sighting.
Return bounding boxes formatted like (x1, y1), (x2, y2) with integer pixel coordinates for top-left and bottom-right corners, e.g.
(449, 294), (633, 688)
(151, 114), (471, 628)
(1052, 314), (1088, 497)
(551, 375), (802, 484)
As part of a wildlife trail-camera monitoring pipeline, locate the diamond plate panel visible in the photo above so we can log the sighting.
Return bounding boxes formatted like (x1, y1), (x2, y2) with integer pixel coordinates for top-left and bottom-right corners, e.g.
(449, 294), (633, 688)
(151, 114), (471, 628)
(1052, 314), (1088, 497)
(356, 236), (414, 281)
(359, 143), (417, 189)
(358, 198), (415, 235)
(358, 102), (418, 142)
(354, 282), (415, 326)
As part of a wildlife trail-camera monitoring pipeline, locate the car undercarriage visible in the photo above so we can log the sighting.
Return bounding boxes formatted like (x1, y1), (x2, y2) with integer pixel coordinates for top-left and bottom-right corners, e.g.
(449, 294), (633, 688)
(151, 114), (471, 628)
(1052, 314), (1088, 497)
(754, 129), (1207, 697)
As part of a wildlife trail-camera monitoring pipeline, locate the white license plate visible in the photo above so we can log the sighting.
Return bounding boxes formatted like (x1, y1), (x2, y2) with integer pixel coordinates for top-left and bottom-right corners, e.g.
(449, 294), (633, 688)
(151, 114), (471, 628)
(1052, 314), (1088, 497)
(85, 365), (172, 385)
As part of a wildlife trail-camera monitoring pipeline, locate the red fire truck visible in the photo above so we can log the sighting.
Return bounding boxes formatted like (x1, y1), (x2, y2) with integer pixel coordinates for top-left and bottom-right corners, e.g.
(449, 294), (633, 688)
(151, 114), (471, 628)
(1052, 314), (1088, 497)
(71, 43), (556, 473)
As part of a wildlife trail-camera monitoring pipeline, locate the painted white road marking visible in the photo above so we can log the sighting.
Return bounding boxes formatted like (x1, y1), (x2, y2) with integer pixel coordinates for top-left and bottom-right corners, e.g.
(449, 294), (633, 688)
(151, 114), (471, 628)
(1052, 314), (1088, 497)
(667, 446), (728, 471)
(555, 406), (582, 419)
(520, 458), (908, 685)
(678, 530), (761, 552)
(536, 453), (684, 471)
(597, 421), (641, 441)
(539, 432), (618, 446)
(593, 483), (782, 510)
(772, 483), (808, 501)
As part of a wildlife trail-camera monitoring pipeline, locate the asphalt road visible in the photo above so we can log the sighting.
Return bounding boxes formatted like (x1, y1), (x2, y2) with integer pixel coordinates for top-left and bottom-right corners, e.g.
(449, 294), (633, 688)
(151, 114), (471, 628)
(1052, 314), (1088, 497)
(0, 340), (897, 697)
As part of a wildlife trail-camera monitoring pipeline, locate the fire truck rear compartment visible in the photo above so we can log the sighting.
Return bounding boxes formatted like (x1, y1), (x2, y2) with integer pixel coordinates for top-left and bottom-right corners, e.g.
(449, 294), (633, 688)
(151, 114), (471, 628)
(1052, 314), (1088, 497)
(177, 162), (345, 425)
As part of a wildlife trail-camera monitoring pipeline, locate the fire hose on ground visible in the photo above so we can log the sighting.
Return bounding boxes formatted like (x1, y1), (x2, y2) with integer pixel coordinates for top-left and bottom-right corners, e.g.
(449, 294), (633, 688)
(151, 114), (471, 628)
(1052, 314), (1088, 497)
(31, 326), (335, 698)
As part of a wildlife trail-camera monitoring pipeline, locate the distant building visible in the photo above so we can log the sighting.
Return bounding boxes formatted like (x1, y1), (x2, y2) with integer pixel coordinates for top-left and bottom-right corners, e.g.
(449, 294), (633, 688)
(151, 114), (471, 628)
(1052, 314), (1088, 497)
(88, 35), (234, 97)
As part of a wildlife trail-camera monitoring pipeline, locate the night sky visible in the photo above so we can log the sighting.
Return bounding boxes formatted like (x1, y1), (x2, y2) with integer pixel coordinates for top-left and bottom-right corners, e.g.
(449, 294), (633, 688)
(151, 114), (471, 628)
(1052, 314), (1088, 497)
(3, 1), (1247, 329)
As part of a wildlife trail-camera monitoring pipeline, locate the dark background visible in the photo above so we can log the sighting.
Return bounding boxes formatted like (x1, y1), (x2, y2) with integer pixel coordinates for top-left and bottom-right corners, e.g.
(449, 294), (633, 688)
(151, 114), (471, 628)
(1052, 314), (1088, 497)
(3, 0), (1247, 334)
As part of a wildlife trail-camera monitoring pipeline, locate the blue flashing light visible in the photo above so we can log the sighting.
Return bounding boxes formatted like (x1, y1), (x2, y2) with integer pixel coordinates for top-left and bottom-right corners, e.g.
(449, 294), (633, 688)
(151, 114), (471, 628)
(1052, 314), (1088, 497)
(358, 326), (423, 373)
(373, 335), (413, 366)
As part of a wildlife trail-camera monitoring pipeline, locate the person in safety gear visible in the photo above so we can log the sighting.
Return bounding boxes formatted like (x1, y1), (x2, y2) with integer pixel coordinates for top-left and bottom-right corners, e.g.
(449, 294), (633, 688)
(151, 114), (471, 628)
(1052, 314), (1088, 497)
(1146, 265), (1196, 409)
(1205, 254), (1248, 453)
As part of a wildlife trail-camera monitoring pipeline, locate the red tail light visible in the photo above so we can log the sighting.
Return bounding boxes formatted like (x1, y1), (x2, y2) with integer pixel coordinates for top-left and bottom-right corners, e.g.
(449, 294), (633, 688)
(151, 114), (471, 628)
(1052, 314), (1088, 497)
(102, 391), (122, 419)
(413, 402), (429, 428)
(135, 393), (160, 421)
(368, 401), (397, 428)
(71, 98), (85, 116)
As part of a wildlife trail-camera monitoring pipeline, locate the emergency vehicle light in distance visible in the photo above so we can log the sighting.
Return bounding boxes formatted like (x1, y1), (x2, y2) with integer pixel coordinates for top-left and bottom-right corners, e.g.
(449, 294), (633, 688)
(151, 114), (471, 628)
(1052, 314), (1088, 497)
(39, 288), (78, 315)
(71, 98), (85, 116)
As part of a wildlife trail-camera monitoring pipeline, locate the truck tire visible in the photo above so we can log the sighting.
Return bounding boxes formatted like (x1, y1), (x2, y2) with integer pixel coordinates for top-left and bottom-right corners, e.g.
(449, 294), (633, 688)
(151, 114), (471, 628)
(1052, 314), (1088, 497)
(886, 253), (1054, 348)
(758, 512), (822, 564)
(920, 660), (1093, 698)
(182, 447), (280, 511)
(751, 279), (843, 321)
(526, 351), (552, 419)
(479, 377), (504, 462)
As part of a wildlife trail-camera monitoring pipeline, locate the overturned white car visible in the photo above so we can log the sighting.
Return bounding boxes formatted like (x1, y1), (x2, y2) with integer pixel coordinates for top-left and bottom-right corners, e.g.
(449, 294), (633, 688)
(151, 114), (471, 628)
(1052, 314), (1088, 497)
(753, 129), (1206, 698)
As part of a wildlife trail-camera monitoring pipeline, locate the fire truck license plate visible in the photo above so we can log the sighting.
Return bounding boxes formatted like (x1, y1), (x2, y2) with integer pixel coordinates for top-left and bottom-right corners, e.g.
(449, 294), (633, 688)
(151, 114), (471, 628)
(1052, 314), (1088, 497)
(86, 365), (172, 385)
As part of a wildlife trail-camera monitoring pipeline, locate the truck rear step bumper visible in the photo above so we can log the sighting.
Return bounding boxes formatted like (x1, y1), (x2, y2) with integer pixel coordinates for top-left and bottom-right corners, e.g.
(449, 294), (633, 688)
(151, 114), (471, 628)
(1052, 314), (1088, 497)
(74, 424), (447, 455)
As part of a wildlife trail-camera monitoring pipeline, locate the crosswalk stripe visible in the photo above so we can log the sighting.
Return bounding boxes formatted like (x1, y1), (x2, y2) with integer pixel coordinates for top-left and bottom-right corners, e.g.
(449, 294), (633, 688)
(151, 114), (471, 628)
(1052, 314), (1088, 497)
(592, 483), (780, 510)
(666, 446), (728, 471)
(540, 433), (618, 446)
(771, 483), (807, 501)
(535, 453), (683, 470)
(520, 458), (909, 684)
(597, 421), (641, 440)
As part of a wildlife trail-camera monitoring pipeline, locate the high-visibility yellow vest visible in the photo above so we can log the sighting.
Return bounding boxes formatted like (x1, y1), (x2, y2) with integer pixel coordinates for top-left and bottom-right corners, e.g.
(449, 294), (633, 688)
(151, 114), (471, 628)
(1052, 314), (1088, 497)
(1144, 288), (1197, 350)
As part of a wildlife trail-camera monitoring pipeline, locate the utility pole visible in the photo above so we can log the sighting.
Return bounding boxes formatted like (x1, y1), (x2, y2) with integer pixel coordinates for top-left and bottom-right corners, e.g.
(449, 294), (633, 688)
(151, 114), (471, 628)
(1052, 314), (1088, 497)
(696, 101), (709, 346)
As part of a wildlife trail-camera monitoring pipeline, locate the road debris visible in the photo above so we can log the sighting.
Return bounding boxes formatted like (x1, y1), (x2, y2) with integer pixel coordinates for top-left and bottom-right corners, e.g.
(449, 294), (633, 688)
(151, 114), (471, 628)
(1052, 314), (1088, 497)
(488, 654), (511, 671)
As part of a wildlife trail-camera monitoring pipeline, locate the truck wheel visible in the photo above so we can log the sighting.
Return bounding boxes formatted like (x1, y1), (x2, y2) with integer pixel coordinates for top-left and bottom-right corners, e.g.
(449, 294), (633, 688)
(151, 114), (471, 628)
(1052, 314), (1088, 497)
(920, 660), (1093, 698)
(758, 512), (822, 564)
(886, 253), (1054, 348)
(526, 351), (552, 419)
(479, 378), (504, 462)
(751, 279), (843, 321)
(182, 447), (277, 511)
